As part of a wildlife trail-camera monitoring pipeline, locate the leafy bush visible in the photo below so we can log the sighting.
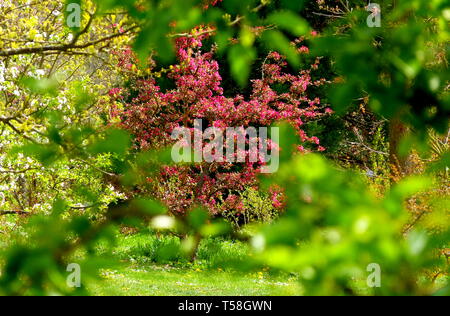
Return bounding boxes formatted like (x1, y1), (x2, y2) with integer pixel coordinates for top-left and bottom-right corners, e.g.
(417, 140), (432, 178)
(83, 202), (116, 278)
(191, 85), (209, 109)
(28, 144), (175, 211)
(115, 232), (251, 270)
(221, 187), (282, 229)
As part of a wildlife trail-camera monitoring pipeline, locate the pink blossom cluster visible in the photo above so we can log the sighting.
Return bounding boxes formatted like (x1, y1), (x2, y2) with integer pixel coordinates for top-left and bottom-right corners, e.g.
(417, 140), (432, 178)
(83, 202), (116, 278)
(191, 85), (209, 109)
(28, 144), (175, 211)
(202, 0), (223, 9)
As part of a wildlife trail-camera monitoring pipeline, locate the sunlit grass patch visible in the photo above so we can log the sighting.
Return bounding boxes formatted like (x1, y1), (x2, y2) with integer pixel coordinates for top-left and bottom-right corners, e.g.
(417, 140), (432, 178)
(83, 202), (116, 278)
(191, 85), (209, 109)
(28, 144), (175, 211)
(89, 263), (301, 296)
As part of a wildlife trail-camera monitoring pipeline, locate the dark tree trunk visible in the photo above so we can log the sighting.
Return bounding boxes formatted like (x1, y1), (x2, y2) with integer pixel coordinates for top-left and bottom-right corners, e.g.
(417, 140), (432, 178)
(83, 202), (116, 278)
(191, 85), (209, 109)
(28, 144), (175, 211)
(389, 118), (409, 178)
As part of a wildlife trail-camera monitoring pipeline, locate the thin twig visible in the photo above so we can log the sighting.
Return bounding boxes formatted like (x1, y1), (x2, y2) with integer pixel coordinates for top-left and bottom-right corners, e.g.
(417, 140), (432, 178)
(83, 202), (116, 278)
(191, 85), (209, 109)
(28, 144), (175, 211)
(312, 12), (346, 19)
(70, 203), (103, 210)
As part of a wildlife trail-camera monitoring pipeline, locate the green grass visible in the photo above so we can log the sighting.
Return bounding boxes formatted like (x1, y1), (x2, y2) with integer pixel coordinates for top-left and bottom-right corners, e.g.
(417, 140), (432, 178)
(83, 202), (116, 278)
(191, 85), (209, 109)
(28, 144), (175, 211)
(89, 264), (301, 296)
(88, 231), (302, 296)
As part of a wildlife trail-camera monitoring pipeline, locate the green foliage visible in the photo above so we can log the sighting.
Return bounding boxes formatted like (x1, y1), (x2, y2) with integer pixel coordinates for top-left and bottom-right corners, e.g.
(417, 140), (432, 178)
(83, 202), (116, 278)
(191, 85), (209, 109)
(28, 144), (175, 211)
(256, 129), (448, 295)
(228, 44), (256, 87)
(89, 0), (313, 86)
(20, 77), (59, 96)
(0, 199), (99, 295)
(88, 129), (131, 156)
(222, 187), (280, 229)
(0, 0), (448, 297)
(122, 234), (185, 264)
(312, 0), (449, 134)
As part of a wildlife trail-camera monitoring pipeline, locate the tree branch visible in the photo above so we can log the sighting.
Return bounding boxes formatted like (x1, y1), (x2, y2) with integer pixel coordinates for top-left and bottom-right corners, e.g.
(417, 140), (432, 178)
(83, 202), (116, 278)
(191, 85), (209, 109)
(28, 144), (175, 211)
(0, 210), (29, 216)
(312, 12), (345, 19)
(0, 168), (39, 174)
(0, 26), (138, 57)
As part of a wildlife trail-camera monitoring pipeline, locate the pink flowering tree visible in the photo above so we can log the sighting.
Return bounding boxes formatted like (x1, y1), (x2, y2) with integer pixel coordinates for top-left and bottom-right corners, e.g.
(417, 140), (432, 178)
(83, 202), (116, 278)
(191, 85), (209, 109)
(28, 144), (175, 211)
(109, 27), (330, 218)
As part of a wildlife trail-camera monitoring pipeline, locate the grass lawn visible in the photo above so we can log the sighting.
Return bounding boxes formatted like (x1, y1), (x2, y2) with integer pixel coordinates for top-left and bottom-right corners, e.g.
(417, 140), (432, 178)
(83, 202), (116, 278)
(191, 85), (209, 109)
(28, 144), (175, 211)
(86, 232), (301, 296)
(89, 264), (301, 296)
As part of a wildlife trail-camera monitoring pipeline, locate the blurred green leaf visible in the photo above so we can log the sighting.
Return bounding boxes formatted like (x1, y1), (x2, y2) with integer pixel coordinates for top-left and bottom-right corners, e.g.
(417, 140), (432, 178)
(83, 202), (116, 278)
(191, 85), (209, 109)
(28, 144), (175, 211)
(20, 77), (59, 96)
(267, 11), (309, 37)
(88, 129), (131, 156)
(228, 44), (256, 87)
(261, 30), (299, 68)
(188, 207), (209, 230)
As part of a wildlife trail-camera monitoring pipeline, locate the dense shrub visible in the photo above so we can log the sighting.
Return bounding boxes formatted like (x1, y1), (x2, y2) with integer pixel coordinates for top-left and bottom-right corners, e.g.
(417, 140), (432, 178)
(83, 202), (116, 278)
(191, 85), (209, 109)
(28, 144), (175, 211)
(110, 28), (330, 217)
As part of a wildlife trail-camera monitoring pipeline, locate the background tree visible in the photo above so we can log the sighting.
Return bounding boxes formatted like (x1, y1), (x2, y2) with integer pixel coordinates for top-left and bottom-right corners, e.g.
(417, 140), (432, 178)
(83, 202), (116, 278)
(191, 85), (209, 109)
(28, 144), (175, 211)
(0, 0), (137, 218)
